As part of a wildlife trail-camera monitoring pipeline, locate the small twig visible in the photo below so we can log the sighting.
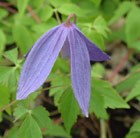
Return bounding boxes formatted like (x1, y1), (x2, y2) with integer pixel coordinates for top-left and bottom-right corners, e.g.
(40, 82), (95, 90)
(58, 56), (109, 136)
(0, 2), (17, 13)
(27, 5), (41, 24)
(0, 100), (17, 112)
(54, 10), (61, 24)
(100, 119), (107, 138)
(0, 2), (12, 7)
(108, 49), (132, 82)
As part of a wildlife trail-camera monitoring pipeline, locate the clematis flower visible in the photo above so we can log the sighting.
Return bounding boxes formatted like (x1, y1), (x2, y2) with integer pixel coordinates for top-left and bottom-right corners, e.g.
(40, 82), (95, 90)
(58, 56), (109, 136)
(17, 14), (110, 117)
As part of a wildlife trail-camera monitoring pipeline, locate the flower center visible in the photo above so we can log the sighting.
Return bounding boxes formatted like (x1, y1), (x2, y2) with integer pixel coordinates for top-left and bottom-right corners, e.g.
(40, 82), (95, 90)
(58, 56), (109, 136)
(65, 14), (76, 27)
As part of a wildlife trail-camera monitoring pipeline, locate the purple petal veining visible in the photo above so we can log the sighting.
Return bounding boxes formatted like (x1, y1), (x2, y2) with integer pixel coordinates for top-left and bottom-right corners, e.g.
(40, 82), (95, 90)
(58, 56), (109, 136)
(17, 14), (110, 117)
(68, 28), (91, 117)
(17, 25), (68, 99)
(74, 25), (110, 61)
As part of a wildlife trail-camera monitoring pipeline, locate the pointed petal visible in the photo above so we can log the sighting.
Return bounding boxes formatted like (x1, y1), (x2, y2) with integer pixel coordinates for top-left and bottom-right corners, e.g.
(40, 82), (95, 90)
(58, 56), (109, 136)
(75, 26), (110, 61)
(17, 25), (68, 100)
(68, 28), (91, 117)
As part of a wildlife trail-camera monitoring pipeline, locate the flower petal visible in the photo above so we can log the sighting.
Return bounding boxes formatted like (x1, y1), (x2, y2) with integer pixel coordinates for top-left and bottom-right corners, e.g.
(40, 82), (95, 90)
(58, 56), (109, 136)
(68, 28), (91, 117)
(61, 38), (70, 58)
(17, 25), (68, 100)
(75, 26), (110, 61)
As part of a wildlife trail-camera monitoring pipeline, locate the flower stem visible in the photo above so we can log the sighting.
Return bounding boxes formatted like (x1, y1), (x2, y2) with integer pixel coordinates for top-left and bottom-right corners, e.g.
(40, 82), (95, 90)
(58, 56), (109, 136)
(65, 13), (76, 26)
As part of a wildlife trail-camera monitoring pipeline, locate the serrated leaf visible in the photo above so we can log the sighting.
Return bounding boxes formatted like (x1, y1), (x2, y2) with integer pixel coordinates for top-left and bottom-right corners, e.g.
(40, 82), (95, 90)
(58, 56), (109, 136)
(126, 80), (140, 102)
(109, 1), (132, 25)
(58, 3), (87, 17)
(49, 72), (70, 105)
(31, 106), (51, 129)
(12, 24), (34, 54)
(93, 16), (109, 38)
(125, 6), (140, 50)
(37, 5), (53, 22)
(31, 106), (70, 137)
(59, 88), (80, 133)
(92, 78), (129, 109)
(4, 48), (18, 64)
(90, 88), (108, 119)
(19, 114), (42, 138)
(14, 106), (28, 121)
(17, 0), (29, 16)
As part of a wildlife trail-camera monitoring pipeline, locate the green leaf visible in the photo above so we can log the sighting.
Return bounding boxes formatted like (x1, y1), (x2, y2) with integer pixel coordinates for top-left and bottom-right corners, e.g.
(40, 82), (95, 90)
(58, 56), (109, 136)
(126, 80), (140, 102)
(14, 15), (36, 26)
(91, 63), (105, 78)
(49, 0), (70, 7)
(4, 48), (18, 64)
(108, 26), (126, 42)
(116, 72), (140, 93)
(0, 85), (10, 121)
(58, 3), (87, 17)
(37, 5), (53, 22)
(90, 88), (108, 119)
(0, 8), (8, 20)
(59, 88), (80, 133)
(32, 106), (70, 137)
(49, 72), (70, 105)
(92, 78), (129, 109)
(17, 0), (29, 16)
(29, 0), (45, 9)
(19, 114), (42, 138)
(12, 24), (34, 54)
(0, 29), (6, 54)
(53, 57), (70, 73)
(4, 126), (18, 138)
(31, 19), (57, 38)
(82, 27), (105, 50)
(125, 6), (140, 50)
(31, 106), (51, 129)
(93, 16), (109, 38)
(109, 1), (132, 25)
(90, 0), (101, 7)
(0, 66), (14, 85)
(126, 120), (140, 138)
(14, 106), (28, 121)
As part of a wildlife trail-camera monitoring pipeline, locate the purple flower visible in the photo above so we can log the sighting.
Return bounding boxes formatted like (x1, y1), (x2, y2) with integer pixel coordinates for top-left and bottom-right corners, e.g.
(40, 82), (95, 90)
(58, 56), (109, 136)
(17, 14), (110, 117)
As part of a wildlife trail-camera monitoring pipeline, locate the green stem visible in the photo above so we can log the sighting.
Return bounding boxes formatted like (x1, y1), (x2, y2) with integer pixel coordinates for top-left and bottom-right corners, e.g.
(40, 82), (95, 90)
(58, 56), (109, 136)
(0, 100), (17, 112)
(100, 119), (107, 138)
(54, 10), (61, 24)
